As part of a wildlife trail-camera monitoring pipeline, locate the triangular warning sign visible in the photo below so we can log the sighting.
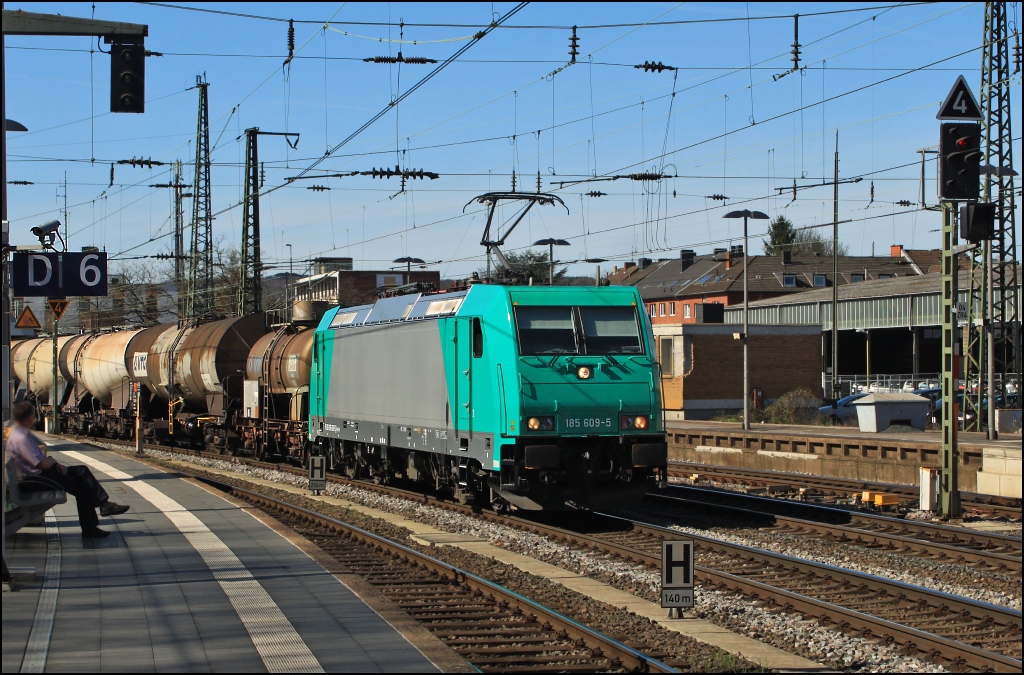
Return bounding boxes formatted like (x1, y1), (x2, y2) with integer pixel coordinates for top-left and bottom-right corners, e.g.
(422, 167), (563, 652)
(46, 298), (70, 322)
(937, 75), (982, 121)
(15, 306), (42, 329)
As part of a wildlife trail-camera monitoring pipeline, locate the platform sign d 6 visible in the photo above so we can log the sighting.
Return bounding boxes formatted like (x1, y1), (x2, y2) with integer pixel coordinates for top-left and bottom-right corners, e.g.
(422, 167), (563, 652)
(661, 540), (695, 609)
(11, 251), (108, 297)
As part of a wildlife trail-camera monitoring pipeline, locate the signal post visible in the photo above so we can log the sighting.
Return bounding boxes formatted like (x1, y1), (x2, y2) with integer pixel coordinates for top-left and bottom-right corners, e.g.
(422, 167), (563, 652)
(936, 77), (986, 520)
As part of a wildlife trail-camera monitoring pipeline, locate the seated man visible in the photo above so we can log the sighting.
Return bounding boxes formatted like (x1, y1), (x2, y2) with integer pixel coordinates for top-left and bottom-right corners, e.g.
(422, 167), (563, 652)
(6, 401), (130, 538)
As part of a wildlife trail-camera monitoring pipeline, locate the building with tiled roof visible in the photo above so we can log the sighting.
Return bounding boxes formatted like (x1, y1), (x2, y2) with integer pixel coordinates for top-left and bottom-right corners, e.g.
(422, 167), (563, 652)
(610, 245), (926, 326)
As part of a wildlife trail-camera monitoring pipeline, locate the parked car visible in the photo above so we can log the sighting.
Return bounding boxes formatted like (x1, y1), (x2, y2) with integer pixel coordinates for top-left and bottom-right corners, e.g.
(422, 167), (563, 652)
(959, 392), (1021, 426)
(819, 393), (868, 425)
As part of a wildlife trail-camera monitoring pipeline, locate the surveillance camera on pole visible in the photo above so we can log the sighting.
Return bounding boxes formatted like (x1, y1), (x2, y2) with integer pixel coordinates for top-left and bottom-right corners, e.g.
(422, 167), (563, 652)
(31, 219), (63, 250)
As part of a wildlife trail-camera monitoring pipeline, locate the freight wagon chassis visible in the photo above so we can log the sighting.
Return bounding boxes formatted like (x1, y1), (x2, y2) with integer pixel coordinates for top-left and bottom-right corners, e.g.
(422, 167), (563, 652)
(238, 417), (310, 462)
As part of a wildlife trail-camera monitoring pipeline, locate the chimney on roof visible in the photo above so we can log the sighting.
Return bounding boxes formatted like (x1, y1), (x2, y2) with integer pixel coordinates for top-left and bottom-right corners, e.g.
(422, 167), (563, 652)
(725, 253), (732, 270)
(782, 250), (792, 265)
(713, 247), (727, 260)
(890, 244), (903, 258)
(624, 261), (636, 270)
(638, 257), (653, 270)
(680, 249), (696, 272)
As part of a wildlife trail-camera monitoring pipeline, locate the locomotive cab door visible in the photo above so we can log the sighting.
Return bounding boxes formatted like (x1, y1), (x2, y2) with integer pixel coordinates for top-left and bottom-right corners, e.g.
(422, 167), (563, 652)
(453, 318), (474, 443)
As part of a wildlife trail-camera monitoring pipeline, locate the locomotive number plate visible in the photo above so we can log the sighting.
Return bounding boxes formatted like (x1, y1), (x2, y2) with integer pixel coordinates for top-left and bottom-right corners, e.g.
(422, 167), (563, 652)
(564, 417), (613, 430)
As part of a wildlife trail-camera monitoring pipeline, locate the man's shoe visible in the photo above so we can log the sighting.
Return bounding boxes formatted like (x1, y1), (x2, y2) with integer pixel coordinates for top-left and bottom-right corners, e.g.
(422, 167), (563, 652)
(100, 502), (130, 517)
(82, 528), (111, 538)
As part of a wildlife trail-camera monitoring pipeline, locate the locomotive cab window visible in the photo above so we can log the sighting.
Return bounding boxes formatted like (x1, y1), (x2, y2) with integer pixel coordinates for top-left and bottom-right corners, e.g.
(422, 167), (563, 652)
(472, 318), (483, 358)
(515, 306), (577, 355)
(579, 306), (643, 354)
(514, 306), (644, 355)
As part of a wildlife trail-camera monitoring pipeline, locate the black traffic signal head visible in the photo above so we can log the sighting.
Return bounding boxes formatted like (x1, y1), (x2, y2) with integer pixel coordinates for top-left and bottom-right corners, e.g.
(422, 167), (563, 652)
(110, 44), (145, 113)
(939, 122), (980, 200)
(959, 202), (996, 243)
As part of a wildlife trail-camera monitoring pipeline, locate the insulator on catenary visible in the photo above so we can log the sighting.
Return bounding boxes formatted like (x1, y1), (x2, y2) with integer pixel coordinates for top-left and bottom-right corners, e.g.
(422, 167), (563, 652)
(287, 19), (295, 57)
(585, 191), (606, 197)
(896, 200), (913, 207)
(363, 166), (438, 179)
(634, 61), (676, 73)
(627, 172), (667, 181)
(364, 53), (438, 64)
(706, 194), (728, 201)
(568, 26), (579, 64)
(307, 185), (330, 191)
(118, 156), (164, 168)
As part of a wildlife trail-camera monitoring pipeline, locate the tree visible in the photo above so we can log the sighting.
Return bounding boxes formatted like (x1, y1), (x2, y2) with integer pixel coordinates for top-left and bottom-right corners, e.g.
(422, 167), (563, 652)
(763, 215), (796, 255)
(478, 250), (569, 284)
(791, 228), (849, 257)
(762, 215), (849, 257)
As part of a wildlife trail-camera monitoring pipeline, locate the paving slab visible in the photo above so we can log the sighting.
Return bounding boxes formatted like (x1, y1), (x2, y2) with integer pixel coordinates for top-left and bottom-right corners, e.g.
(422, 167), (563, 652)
(3, 436), (458, 674)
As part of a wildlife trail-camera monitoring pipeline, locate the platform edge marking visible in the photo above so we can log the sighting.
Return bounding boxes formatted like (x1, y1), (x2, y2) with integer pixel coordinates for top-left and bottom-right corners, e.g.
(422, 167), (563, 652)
(20, 512), (61, 674)
(61, 451), (324, 674)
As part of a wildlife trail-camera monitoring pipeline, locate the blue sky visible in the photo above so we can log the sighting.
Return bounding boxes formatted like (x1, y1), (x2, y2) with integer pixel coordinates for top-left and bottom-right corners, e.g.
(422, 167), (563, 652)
(4, 2), (1021, 279)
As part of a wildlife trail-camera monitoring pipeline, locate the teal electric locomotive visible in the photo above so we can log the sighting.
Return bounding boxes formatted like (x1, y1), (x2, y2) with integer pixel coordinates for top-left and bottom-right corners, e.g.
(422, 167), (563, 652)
(309, 284), (667, 512)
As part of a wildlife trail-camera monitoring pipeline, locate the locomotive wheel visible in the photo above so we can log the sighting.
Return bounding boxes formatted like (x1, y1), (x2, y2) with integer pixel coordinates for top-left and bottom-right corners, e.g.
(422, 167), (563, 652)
(491, 497), (510, 515)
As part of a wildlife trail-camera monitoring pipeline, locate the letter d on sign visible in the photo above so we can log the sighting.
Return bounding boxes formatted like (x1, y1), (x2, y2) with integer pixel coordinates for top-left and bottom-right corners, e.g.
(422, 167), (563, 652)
(28, 255), (53, 286)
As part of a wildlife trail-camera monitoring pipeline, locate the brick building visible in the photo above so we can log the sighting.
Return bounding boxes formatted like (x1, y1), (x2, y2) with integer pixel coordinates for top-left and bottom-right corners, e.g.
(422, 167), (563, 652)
(654, 323), (823, 420)
(293, 267), (441, 307)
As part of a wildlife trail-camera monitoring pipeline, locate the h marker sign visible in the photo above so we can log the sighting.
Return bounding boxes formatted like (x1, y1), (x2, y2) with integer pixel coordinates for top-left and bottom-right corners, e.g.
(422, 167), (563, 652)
(661, 540), (695, 609)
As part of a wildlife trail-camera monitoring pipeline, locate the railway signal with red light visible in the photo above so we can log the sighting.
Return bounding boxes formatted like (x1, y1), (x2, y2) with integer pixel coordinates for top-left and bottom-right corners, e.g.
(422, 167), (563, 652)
(938, 123), (981, 201)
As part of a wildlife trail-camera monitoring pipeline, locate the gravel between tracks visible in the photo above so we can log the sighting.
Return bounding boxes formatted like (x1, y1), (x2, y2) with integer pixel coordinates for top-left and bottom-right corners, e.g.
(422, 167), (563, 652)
(99, 445), (953, 673)
(629, 507), (1022, 610)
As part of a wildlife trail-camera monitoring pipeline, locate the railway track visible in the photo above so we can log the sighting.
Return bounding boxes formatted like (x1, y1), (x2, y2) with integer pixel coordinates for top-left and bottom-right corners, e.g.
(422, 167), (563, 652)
(669, 460), (1023, 521)
(647, 485), (1023, 573)
(84, 437), (1023, 672)
(161, 471), (678, 673)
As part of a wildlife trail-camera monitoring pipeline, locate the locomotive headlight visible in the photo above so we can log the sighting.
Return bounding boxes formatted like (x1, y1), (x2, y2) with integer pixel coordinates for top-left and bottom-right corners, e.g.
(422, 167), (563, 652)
(621, 415), (650, 430)
(528, 417), (541, 430)
(576, 366), (592, 380)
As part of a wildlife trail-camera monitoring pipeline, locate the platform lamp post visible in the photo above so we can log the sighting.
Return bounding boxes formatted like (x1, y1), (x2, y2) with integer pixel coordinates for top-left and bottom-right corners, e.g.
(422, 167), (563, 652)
(3, 117), (30, 584)
(533, 238), (570, 285)
(722, 210), (769, 430)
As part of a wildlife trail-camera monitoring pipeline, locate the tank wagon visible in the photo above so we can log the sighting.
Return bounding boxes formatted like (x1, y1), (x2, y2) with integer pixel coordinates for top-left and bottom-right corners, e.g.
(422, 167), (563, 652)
(15, 314), (269, 448)
(310, 284), (667, 511)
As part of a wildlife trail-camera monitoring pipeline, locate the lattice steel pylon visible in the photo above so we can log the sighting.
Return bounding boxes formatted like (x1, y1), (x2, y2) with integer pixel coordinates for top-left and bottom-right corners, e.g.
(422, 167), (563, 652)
(235, 128), (298, 317)
(186, 76), (213, 320)
(965, 2), (1020, 432)
(237, 128), (261, 317)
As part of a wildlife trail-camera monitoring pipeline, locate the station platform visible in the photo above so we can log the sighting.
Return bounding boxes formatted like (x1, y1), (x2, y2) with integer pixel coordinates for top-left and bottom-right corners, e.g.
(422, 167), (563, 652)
(3, 437), (446, 673)
(667, 420), (1022, 497)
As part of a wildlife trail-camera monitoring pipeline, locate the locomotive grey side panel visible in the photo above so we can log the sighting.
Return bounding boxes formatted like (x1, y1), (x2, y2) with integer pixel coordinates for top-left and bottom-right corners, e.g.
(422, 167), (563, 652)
(325, 320), (450, 430)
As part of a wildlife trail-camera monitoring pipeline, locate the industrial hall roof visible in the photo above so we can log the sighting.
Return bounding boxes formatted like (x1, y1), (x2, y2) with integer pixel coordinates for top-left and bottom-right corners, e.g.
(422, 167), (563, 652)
(612, 251), (924, 302)
(723, 265), (1022, 331)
